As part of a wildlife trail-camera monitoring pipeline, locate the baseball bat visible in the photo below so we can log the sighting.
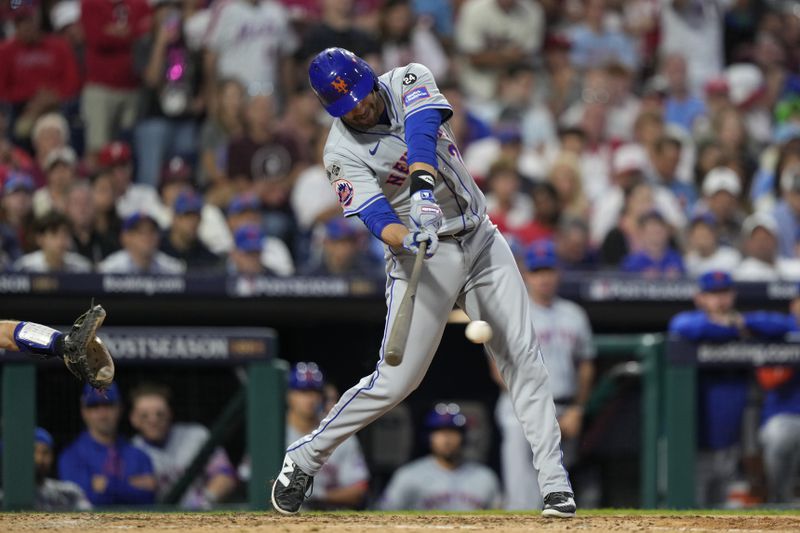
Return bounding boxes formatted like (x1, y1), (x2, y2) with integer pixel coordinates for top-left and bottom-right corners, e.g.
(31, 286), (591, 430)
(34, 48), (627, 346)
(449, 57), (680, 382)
(385, 240), (427, 366)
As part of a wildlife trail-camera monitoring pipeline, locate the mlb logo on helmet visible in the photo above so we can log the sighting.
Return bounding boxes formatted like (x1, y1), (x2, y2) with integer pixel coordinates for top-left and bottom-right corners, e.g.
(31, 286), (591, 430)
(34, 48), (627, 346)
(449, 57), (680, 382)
(333, 179), (354, 207)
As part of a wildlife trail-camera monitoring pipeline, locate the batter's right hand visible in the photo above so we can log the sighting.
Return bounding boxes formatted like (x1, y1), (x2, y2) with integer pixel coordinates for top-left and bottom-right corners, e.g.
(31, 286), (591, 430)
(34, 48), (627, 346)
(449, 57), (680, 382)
(402, 230), (438, 258)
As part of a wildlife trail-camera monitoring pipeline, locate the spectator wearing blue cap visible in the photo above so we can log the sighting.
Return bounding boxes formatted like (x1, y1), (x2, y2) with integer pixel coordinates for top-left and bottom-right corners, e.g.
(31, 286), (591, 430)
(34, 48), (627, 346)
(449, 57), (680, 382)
(489, 239), (594, 510)
(668, 270), (797, 506)
(228, 223), (270, 276)
(13, 211), (92, 272)
(98, 211), (186, 274)
(301, 218), (380, 277)
(0, 172), (35, 267)
(59, 383), (157, 506)
(160, 190), (222, 273)
(0, 427), (92, 510)
(621, 210), (685, 278)
(380, 402), (500, 510)
(226, 198), (294, 276)
(684, 214), (741, 278)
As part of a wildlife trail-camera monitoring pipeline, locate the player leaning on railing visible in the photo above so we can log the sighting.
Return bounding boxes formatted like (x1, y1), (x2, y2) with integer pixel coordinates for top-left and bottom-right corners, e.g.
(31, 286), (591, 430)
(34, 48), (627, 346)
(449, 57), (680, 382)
(0, 303), (114, 390)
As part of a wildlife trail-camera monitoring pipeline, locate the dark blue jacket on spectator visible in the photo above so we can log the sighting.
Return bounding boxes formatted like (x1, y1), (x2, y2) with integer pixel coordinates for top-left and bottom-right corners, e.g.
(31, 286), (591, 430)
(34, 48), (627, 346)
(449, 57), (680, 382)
(622, 249), (685, 275)
(58, 431), (155, 506)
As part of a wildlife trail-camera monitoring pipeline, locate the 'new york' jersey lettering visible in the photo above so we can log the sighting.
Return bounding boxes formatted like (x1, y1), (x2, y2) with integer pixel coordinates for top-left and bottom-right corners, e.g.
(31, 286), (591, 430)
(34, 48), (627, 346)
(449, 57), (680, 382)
(323, 63), (486, 236)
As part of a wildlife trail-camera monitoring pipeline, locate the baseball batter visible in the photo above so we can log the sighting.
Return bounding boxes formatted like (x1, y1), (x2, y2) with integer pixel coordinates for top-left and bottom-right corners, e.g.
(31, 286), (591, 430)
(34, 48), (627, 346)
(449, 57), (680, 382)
(271, 48), (574, 518)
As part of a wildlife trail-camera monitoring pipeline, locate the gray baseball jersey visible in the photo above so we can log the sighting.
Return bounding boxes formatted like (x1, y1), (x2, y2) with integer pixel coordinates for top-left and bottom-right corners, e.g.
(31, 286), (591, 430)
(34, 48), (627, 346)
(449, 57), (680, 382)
(530, 298), (595, 401)
(379, 456), (500, 510)
(133, 423), (235, 508)
(287, 63), (572, 499)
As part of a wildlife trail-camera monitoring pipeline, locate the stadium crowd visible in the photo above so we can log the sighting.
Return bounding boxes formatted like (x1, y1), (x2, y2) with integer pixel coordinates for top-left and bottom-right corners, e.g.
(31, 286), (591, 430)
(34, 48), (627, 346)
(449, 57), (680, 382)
(0, 0), (799, 280)
(2, 0), (800, 512)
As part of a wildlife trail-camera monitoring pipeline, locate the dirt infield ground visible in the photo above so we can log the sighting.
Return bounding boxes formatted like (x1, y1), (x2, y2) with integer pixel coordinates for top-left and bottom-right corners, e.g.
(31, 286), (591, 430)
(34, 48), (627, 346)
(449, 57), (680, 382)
(2, 511), (800, 533)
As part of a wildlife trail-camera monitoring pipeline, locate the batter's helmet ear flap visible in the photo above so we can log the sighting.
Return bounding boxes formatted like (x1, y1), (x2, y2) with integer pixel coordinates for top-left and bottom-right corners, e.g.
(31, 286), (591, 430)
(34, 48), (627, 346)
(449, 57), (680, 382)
(308, 47), (378, 117)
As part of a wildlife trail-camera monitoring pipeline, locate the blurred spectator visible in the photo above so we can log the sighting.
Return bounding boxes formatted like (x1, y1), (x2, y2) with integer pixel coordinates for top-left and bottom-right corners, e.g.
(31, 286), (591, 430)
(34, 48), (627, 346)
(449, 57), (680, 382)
(59, 383), (156, 506)
(734, 212), (800, 281)
(485, 159), (533, 235)
(380, 403), (500, 510)
(713, 106), (756, 175)
(160, 190), (222, 273)
(50, 1), (84, 74)
(132, 0), (203, 187)
(157, 157), (232, 256)
(411, 0), (454, 42)
(295, 0), (380, 78)
(493, 64), (556, 150)
(750, 127), (800, 212)
(455, 0), (544, 102)
(439, 81), (492, 151)
(726, 63), (772, 148)
(100, 141), (166, 222)
(199, 78), (246, 205)
(0, 172), (35, 257)
(490, 240), (594, 510)
(0, 427), (91, 510)
(0, 2), (81, 142)
(599, 182), (656, 267)
(379, 0), (448, 79)
(280, 362), (369, 509)
(651, 135), (697, 215)
(301, 218), (379, 277)
(89, 170), (123, 258)
(662, 53), (706, 134)
(555, 218), (597, 272)
(32, 146), (77, 218)
(290, 134), (340, 236)
(772, 164), (800, 258)
(542, 33), (580, 119)
(693, 141), (724, 191)
(659, 0), (724, 95)
(205, 0), (297, 99)
(130, 383), (237, 509)
(696, 167), (746, 248)
(30, 113), (70, 188)
(99, 211), (185, 274)
(277, 86), (319, 166)
(514, 182), (560, 245)
(226, 193), (294, 276)
(33, 427), (92, 510)
(13, 211), (91, 273)
(547, 153), (589, 222)
(621, 210), (685, 278)
(566, 0), (637, 71)
(227, 93), (301, 243)
(684, 214), (742, 278)
(591, 144), (685, 247)
(80, 0), (150, 157)
(66, 181), (118, 264)
(227, 223), (269, 275)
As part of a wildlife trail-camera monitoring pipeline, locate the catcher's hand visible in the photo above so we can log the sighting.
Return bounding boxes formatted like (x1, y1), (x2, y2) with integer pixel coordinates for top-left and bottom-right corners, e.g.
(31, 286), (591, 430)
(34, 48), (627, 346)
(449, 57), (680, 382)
(63, 304), (115, 390)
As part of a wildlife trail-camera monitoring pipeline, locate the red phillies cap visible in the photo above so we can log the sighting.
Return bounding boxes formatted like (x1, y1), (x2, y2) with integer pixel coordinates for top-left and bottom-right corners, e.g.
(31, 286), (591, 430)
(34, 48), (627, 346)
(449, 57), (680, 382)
(97, 141), (132, 168)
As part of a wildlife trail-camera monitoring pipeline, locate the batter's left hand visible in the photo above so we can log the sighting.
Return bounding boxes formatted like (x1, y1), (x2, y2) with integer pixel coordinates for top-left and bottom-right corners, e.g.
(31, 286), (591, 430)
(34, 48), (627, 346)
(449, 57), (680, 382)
(410, 190), (443, 232)
(402, 230), (439, 258)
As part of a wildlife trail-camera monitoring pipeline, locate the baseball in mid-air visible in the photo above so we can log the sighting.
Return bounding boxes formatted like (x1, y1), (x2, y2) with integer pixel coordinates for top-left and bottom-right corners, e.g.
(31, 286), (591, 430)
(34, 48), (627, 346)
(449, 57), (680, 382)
(465, 320), (493, 344)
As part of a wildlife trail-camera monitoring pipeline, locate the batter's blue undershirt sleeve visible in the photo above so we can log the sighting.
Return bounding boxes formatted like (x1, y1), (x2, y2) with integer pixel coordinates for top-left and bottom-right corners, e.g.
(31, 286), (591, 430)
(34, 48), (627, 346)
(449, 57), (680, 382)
(357, 197), (403, 239)
(404, 108), (444, 168)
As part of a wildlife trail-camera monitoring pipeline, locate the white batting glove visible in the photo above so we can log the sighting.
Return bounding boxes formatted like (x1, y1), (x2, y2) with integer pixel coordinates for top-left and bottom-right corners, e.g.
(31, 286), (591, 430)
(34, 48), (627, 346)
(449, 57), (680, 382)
(402, 230), (439, 258)
(409, 190), (443, 232)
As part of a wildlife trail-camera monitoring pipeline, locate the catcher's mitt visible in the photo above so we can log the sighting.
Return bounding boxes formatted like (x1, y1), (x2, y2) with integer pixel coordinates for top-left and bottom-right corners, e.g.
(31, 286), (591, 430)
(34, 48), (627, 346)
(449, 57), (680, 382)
(63, 304), (115, 389)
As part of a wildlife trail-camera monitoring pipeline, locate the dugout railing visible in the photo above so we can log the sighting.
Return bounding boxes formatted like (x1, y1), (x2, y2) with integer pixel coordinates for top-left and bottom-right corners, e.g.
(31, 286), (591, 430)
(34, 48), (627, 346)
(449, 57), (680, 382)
(0, 327), (287, 511)
(2, 331), (670, 511)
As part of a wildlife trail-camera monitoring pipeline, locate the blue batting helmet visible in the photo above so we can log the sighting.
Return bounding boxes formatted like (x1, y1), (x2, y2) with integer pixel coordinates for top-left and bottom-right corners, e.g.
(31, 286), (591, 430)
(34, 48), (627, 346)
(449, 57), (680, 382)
(288, 362), (325, 392)
(308, 47), (377, 117)
(425, 402), (467, 431)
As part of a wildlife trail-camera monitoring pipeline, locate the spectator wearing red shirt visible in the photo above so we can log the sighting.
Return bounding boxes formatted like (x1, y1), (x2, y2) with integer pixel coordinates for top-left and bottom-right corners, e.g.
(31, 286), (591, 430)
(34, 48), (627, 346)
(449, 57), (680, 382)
(0, 3), (81, 143)
(80, 0), (151, 157)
